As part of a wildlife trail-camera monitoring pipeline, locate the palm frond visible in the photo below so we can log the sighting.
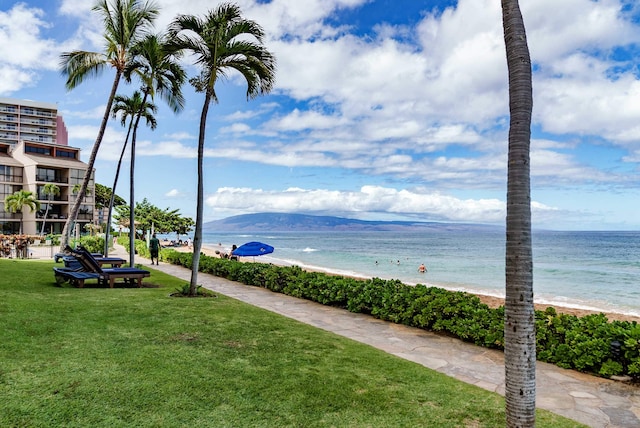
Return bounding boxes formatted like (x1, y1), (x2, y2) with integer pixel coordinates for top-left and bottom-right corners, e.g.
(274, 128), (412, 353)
(59, 51), (108, 90)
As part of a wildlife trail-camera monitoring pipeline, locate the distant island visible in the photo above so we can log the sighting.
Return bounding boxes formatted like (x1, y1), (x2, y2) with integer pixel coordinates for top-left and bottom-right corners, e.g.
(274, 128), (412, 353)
(203, 213), (501, 232)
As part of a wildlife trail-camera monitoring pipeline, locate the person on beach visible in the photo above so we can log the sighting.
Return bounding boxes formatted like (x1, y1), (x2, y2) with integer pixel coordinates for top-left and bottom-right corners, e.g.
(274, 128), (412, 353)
(418, 263), (427, 273)
(149, 233), (161, 265)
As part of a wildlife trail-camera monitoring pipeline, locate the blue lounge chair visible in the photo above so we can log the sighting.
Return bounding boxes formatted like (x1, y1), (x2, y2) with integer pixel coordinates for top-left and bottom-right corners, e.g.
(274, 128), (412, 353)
(62, 255), (125, 268)
(54, 246), (150, 288)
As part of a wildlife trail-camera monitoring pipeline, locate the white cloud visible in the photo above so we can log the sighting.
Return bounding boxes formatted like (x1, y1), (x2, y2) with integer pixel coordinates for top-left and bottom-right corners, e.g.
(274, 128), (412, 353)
(0, 67), (36, 94)
(59, 0), (93, 18)
(163, 131), (194, 140)
(0, 3), (65, 94)
(205, 185), (560, 224)
(4, 0), (638, 228)
(61, 104), (107, 120)
(220, 123), (252, 134)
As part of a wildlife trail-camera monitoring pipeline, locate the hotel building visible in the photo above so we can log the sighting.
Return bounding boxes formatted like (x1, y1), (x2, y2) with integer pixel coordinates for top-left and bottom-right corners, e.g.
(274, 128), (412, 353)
(0, 97), (94, 235)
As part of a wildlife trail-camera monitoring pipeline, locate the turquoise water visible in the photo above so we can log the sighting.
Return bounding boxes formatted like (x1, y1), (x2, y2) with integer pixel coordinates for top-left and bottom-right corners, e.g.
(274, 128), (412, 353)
(200, 230), (640, 316)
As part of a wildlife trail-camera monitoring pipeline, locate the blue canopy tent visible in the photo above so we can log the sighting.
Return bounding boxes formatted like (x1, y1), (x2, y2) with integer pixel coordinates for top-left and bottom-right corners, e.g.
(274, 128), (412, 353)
(232, 241), (274, 259)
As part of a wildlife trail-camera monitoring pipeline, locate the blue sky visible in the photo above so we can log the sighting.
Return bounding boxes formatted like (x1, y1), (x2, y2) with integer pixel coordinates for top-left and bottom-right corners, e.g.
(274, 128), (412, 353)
(1, 0), (639, 230)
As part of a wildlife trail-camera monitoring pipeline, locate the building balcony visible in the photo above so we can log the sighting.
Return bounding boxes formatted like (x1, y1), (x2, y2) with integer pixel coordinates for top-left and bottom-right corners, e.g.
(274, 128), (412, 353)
(0, 175), (23, 183)
(0, 212), (20, 220)
(35, 175), (69, 184)
(20, 126), (56, 135)
(36, 211), (67, 220)
(20, 118), (56, 127)
(38, 195), (69, 203)
(23, 136), (56, 144)
(20, 109), (55, 118)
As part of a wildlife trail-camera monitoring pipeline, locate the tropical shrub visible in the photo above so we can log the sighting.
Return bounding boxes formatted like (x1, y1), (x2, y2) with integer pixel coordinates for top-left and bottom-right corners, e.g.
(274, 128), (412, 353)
(159, 249), (639, 380)
(70, 235), (105, 254)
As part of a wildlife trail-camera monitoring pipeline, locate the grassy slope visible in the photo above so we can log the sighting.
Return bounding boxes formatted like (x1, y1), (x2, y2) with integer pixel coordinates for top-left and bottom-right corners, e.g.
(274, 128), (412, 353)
(0, 259), (583, 427)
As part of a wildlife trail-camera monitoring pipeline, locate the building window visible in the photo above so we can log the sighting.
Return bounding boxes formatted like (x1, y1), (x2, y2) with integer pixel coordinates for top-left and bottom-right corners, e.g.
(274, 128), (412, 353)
(36, 167), (61, 183)
(56, 150), (76, 159)
(25, 145), (51, 155)
(0, 166), (22, 183)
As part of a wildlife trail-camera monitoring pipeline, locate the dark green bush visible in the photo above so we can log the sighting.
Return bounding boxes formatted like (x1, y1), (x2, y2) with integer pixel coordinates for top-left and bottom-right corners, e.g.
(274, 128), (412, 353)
(158, 250), (639, 380)
(71, 235), (105, 254)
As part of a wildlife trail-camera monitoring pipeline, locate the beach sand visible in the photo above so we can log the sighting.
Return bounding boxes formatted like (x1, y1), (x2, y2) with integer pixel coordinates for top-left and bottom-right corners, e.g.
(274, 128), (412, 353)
(174, 243), (640, 324)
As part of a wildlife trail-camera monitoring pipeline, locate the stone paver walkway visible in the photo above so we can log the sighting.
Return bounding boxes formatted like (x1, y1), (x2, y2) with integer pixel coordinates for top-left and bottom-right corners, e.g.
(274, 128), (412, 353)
(114, 246), (640, 427)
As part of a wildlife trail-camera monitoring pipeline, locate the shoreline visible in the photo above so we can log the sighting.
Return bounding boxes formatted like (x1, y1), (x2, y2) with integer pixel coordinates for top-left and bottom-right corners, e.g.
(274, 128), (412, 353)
(173, 242), (640, 324)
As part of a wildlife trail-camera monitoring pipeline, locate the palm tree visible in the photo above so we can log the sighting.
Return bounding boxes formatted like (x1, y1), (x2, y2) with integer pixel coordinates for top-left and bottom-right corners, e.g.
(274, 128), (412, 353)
(169, 3), (276, 296)
(4, 190), (40, 234)
(58, 0), (159, 249)
(68, 184), (93, 240)
(120, 33), (185, 266)
(501, 0), (535, 426)
(39, 183), (61, 235)
(104, 91), (158, 257)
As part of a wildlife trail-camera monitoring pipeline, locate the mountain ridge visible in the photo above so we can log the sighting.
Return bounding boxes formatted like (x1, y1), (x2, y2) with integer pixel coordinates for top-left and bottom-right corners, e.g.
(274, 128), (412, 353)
(203, 213), (501, 232)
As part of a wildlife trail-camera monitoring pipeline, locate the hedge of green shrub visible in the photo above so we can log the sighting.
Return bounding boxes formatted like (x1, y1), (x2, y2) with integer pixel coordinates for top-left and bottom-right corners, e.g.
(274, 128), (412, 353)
(70, 235), (105, 254)
(117, 236), (153, 263)
(162, 249), (640, 380)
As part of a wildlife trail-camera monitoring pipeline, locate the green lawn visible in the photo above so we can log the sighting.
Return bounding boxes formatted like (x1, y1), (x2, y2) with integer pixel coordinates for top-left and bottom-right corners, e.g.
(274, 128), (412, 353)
(0, 259), (584, 427)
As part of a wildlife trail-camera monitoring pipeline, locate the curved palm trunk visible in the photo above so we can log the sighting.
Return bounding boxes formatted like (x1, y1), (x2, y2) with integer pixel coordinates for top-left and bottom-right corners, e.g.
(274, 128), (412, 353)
(127, 90), (151, 266)
(189, 90), (212, 295)
(501, 0), (535, 426)
(128, 132), (136, 266)
(103, 119), (134, 256)
(40, 196), (52, 235)
(61, 69), (123, 249)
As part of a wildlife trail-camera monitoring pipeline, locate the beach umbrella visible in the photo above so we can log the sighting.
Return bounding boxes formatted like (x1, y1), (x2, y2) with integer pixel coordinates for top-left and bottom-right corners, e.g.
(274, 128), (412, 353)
(232, 241), (274, 258)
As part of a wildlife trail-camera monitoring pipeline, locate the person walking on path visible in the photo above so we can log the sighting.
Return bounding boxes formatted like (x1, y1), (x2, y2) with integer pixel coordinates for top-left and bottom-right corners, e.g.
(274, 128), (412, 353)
(149, 233), (161, 265)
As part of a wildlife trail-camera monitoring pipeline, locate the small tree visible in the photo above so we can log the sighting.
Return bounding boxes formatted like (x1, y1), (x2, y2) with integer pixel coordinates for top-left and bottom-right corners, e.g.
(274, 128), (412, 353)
(4, 190), (40, 234)
(39, 183), (60, 235)
(104, 91), (158, 256)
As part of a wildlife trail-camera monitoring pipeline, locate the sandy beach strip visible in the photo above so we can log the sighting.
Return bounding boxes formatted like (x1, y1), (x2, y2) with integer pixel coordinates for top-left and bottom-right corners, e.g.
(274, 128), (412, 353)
(168, 242), (640, 324)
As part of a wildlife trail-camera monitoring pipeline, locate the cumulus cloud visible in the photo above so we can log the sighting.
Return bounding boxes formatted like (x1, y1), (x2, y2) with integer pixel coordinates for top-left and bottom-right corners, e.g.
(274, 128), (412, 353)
(5, 0), (638, 227)
(163, 131), (195, 140)
(0, 3), (65, 94)
(205, 185), (560, 225)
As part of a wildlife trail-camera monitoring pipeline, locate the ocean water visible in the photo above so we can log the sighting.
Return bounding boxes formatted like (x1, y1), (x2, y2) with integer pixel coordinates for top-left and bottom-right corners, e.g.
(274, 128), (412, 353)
(201, 230), (640, 317)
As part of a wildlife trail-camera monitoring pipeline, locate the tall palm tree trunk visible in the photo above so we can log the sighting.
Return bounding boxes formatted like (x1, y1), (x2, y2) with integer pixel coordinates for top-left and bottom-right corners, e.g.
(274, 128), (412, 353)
(501, 0), (535, 426)
(103, 120), (134, 256)
(128, 129), (136, 266)
(40, 197), (51, 236)
(61, 70), (123, 249)
(127, 89), (151, 266)
(189, 90), (212, 295)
